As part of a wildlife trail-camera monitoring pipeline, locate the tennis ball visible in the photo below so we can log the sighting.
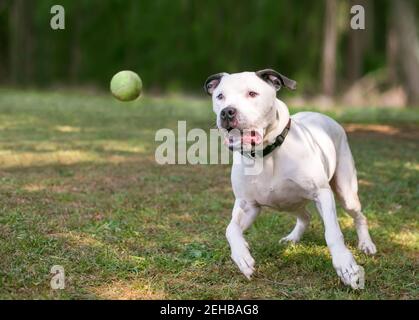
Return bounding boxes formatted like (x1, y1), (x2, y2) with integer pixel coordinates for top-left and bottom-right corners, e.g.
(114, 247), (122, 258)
(110, 70), (142, 102)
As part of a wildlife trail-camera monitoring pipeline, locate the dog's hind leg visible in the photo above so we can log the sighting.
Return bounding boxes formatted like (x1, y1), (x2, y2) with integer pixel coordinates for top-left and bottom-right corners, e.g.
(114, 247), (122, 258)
(331, 137), (377, 255)
(280, 208), (311, 244)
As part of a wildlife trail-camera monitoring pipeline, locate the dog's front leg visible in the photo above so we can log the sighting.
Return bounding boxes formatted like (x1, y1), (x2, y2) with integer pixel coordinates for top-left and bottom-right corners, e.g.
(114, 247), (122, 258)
(226, 200), (260, 280)
(314, 188), (362, 289)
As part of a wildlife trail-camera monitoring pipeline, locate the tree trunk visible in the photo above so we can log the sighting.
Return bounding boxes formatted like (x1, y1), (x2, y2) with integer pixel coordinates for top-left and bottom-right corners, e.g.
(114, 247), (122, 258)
(386, 24), (399, 84)
(0, 0), (8, 83)
(346, 0), (372, 84)
(321, 0), (338, 96)
(9, 0), (23, 84)
(9, 0), (35, 85)
(347, 28), (363, 83)
(70, 3), (82, 84)
(391, 0), (419, 106)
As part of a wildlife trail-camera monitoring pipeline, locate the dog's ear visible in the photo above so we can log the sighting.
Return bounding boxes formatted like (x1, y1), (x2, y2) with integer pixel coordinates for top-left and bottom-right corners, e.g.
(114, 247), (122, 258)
(256, 69), (297, 91)
(204, 73), (228, 95)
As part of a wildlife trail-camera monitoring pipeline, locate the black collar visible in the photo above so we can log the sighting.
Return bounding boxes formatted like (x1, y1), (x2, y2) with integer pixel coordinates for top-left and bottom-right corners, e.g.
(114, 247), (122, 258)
(230, 119), (291, 159)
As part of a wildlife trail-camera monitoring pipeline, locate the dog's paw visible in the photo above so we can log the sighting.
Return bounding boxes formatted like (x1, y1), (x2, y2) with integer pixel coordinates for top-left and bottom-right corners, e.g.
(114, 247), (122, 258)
(231, 248), (255, 280)
(279, 233), (301, 244)
(333, 250), (364, 290)
(358, 239), (377, 255)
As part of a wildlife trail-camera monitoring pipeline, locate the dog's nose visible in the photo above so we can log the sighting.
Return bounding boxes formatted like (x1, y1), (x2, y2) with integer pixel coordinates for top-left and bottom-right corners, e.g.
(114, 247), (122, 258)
(220, 107), (237, 121)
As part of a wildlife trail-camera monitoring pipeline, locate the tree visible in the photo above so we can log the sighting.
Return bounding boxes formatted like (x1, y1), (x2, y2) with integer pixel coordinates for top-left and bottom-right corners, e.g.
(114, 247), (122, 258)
(9, 0), (35, 85)
(0, 0), (9, 83)
(346, 0), (374, 85)
(391, 0), (419, 106)
(321, 0), (338, 96)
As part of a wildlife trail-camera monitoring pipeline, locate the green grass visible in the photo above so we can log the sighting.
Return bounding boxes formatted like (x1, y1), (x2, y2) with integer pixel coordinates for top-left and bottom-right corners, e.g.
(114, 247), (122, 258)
(0, 88), (418, 300)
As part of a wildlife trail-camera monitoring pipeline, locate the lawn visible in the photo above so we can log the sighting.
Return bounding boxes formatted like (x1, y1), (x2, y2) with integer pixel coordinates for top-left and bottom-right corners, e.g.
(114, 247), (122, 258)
(0, 89), (418, 299)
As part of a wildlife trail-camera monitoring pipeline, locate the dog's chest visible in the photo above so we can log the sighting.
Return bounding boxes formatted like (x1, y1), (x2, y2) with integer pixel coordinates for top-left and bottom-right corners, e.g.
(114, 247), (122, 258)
(235, 175), (308, 210)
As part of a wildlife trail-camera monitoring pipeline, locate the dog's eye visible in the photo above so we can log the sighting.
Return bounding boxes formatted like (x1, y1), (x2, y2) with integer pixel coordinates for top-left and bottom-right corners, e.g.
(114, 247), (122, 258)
(248, 91), (259, 98)
(217, 93), (224, 100)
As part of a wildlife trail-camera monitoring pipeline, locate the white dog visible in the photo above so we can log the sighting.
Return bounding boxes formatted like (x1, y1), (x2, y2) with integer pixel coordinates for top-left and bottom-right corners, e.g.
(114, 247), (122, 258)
(204, 69), (377, 289)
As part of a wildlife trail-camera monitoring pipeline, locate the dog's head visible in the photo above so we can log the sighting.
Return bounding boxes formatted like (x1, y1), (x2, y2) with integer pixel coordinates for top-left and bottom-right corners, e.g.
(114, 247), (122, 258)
(204, 69), (296, 147)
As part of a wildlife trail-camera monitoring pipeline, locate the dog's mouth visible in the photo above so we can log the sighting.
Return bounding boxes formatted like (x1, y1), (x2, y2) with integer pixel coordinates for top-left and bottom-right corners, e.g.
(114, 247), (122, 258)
(224, 128), (264, 150)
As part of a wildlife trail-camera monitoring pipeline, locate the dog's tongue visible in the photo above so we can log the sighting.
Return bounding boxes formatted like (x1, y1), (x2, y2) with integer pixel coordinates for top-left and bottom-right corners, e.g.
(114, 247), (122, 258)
(242, 131), (263, 145)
